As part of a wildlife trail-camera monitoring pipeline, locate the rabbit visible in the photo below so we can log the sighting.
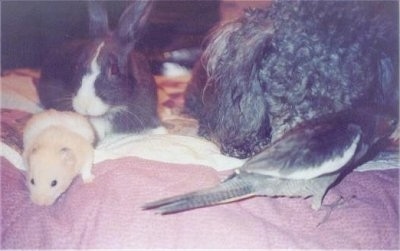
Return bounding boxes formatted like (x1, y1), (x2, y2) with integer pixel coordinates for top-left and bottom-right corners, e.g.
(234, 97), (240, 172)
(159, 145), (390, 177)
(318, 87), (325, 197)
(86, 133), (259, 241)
(37, 1), (160, 140)
(23, 109), (96, 206)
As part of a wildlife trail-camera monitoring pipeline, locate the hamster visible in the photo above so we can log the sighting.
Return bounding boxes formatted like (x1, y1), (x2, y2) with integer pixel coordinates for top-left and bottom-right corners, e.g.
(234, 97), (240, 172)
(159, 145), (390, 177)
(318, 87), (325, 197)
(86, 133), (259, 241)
(23, 109), (95, 206)
(36, 1), (160, 140)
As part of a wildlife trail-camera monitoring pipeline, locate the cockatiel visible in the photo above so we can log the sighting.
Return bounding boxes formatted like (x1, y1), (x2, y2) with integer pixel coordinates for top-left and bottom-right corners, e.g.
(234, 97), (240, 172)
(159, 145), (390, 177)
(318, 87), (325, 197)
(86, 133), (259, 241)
(143, 108), (397, 214)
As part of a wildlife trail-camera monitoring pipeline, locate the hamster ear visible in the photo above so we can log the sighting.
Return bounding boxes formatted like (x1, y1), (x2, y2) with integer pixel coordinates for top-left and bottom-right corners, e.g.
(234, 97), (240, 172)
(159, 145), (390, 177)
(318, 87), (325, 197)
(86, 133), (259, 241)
(116, 1), (153, 47)
(88, 1), (109, 38)
(60, 147), (76, 168)
(22, 144), (39, 171)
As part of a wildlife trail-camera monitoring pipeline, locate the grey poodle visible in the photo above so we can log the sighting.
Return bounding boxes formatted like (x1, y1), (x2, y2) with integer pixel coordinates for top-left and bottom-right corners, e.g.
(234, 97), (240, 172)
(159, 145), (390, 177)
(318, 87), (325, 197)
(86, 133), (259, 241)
(185, 0), (398, 159)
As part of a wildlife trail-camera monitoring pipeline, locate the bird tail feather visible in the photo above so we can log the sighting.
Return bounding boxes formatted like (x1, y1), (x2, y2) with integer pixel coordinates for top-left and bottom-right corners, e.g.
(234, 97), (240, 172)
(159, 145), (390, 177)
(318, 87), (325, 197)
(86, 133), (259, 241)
(142, 175), (255, 214)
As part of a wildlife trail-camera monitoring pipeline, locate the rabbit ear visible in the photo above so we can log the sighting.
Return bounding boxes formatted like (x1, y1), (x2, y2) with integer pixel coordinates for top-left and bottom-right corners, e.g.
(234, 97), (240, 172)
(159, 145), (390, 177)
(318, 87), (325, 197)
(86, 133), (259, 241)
(88, 1), (109, 38)
(116, 0), (152, 46)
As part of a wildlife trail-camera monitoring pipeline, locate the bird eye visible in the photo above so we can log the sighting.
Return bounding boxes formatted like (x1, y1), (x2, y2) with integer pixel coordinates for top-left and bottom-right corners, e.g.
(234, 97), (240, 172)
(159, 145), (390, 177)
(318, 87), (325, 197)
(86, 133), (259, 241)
(51, 180), (58, 187)
(30, 178), (35, 185)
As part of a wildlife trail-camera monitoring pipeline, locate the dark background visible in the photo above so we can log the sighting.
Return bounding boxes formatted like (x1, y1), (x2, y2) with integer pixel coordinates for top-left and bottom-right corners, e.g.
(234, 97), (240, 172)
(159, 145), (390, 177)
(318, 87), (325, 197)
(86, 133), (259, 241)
(1, 0), (221, 71)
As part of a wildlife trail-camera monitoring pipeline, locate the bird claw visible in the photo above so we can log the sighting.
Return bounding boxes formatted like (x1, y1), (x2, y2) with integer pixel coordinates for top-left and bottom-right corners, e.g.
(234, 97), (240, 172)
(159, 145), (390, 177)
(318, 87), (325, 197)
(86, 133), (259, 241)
(316, 195), (355, 227)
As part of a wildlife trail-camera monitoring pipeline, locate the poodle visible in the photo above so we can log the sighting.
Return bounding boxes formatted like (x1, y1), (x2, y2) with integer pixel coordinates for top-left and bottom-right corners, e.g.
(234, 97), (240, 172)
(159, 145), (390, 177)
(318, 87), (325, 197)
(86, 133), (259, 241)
(185, 0), (399, 158)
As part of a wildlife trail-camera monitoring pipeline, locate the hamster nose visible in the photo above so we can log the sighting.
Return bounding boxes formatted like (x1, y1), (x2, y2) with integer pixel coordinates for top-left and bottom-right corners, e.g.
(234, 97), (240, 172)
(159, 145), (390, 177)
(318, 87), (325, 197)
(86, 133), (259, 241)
(31, 195), (55, 206)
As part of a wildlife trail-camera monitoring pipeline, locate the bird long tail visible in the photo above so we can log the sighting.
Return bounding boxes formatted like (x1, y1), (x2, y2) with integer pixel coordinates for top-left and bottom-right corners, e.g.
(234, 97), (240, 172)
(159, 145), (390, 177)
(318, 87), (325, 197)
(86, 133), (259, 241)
(142, 173), (256, 214)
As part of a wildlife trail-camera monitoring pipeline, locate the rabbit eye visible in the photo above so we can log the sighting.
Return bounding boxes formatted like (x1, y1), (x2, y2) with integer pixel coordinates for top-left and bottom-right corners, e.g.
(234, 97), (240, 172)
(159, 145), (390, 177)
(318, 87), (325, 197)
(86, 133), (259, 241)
(51, 180), (58, 187)
(30, 178), (35, 185)
(109, 63), (119, 76)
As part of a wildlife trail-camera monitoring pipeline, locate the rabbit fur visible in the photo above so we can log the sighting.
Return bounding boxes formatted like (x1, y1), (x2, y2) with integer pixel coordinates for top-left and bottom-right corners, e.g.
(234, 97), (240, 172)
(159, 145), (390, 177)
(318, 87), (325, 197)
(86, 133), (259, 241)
(37, 1), (159, 139)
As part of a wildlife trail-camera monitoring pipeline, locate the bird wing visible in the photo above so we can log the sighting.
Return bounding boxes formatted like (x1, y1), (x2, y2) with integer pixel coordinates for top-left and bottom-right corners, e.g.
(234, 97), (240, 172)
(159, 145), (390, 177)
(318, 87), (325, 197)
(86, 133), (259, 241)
(242, 121), (362, 180)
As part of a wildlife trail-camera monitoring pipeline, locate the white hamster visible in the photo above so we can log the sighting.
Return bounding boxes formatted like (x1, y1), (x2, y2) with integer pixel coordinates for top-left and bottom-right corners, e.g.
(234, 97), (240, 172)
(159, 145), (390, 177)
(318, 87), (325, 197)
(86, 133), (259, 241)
(23, 109), (95, 206)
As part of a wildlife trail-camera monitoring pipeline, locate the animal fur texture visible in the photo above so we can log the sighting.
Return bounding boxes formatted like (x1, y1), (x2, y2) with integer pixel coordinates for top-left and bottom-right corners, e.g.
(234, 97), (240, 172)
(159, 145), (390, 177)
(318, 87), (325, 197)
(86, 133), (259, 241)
(23, 110), (95, 206)
(37, 1), (159, 139)
(185, 0), (399, 158)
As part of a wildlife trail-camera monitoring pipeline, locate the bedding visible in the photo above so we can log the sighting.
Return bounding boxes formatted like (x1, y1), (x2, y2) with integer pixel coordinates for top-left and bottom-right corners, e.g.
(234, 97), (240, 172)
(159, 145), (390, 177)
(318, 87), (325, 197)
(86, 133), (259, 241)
(1, 69), (399, 249)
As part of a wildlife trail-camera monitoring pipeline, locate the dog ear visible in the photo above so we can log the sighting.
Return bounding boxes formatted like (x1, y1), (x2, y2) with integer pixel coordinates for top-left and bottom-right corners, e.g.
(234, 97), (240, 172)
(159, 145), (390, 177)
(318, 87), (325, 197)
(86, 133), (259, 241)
(199, 15), (274, 158)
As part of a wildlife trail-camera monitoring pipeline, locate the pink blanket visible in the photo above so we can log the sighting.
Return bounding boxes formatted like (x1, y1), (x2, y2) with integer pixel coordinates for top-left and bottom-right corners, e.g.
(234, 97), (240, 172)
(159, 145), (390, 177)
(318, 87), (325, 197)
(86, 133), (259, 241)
(1, 157), (398, 249)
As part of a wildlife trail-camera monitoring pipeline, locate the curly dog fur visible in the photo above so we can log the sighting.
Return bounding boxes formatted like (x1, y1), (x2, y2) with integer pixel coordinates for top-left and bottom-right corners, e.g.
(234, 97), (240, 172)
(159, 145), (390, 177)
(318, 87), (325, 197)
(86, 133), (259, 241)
(185, 0), (398, 158)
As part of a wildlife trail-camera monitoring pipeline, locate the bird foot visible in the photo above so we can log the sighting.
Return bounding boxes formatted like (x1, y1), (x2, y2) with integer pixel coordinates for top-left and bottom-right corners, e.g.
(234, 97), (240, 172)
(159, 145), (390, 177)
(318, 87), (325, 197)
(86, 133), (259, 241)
(316, 195), (355, 227)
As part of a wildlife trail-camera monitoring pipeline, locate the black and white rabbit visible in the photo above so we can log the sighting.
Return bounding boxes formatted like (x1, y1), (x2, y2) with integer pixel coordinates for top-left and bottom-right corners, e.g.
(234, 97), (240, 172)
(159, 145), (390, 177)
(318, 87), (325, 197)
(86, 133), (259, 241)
(37, 1), (159, 139)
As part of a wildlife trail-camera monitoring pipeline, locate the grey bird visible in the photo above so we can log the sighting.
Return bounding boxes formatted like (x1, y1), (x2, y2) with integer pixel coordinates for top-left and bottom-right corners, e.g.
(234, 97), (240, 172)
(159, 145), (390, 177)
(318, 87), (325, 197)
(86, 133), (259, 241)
(143, 108), (397, 214)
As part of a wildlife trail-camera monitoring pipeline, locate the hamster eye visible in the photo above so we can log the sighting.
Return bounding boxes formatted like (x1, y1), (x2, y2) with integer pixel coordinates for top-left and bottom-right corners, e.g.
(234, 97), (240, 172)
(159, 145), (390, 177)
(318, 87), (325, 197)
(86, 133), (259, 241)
(30, 178), (35, 185)
(51, 180), (58, 187)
